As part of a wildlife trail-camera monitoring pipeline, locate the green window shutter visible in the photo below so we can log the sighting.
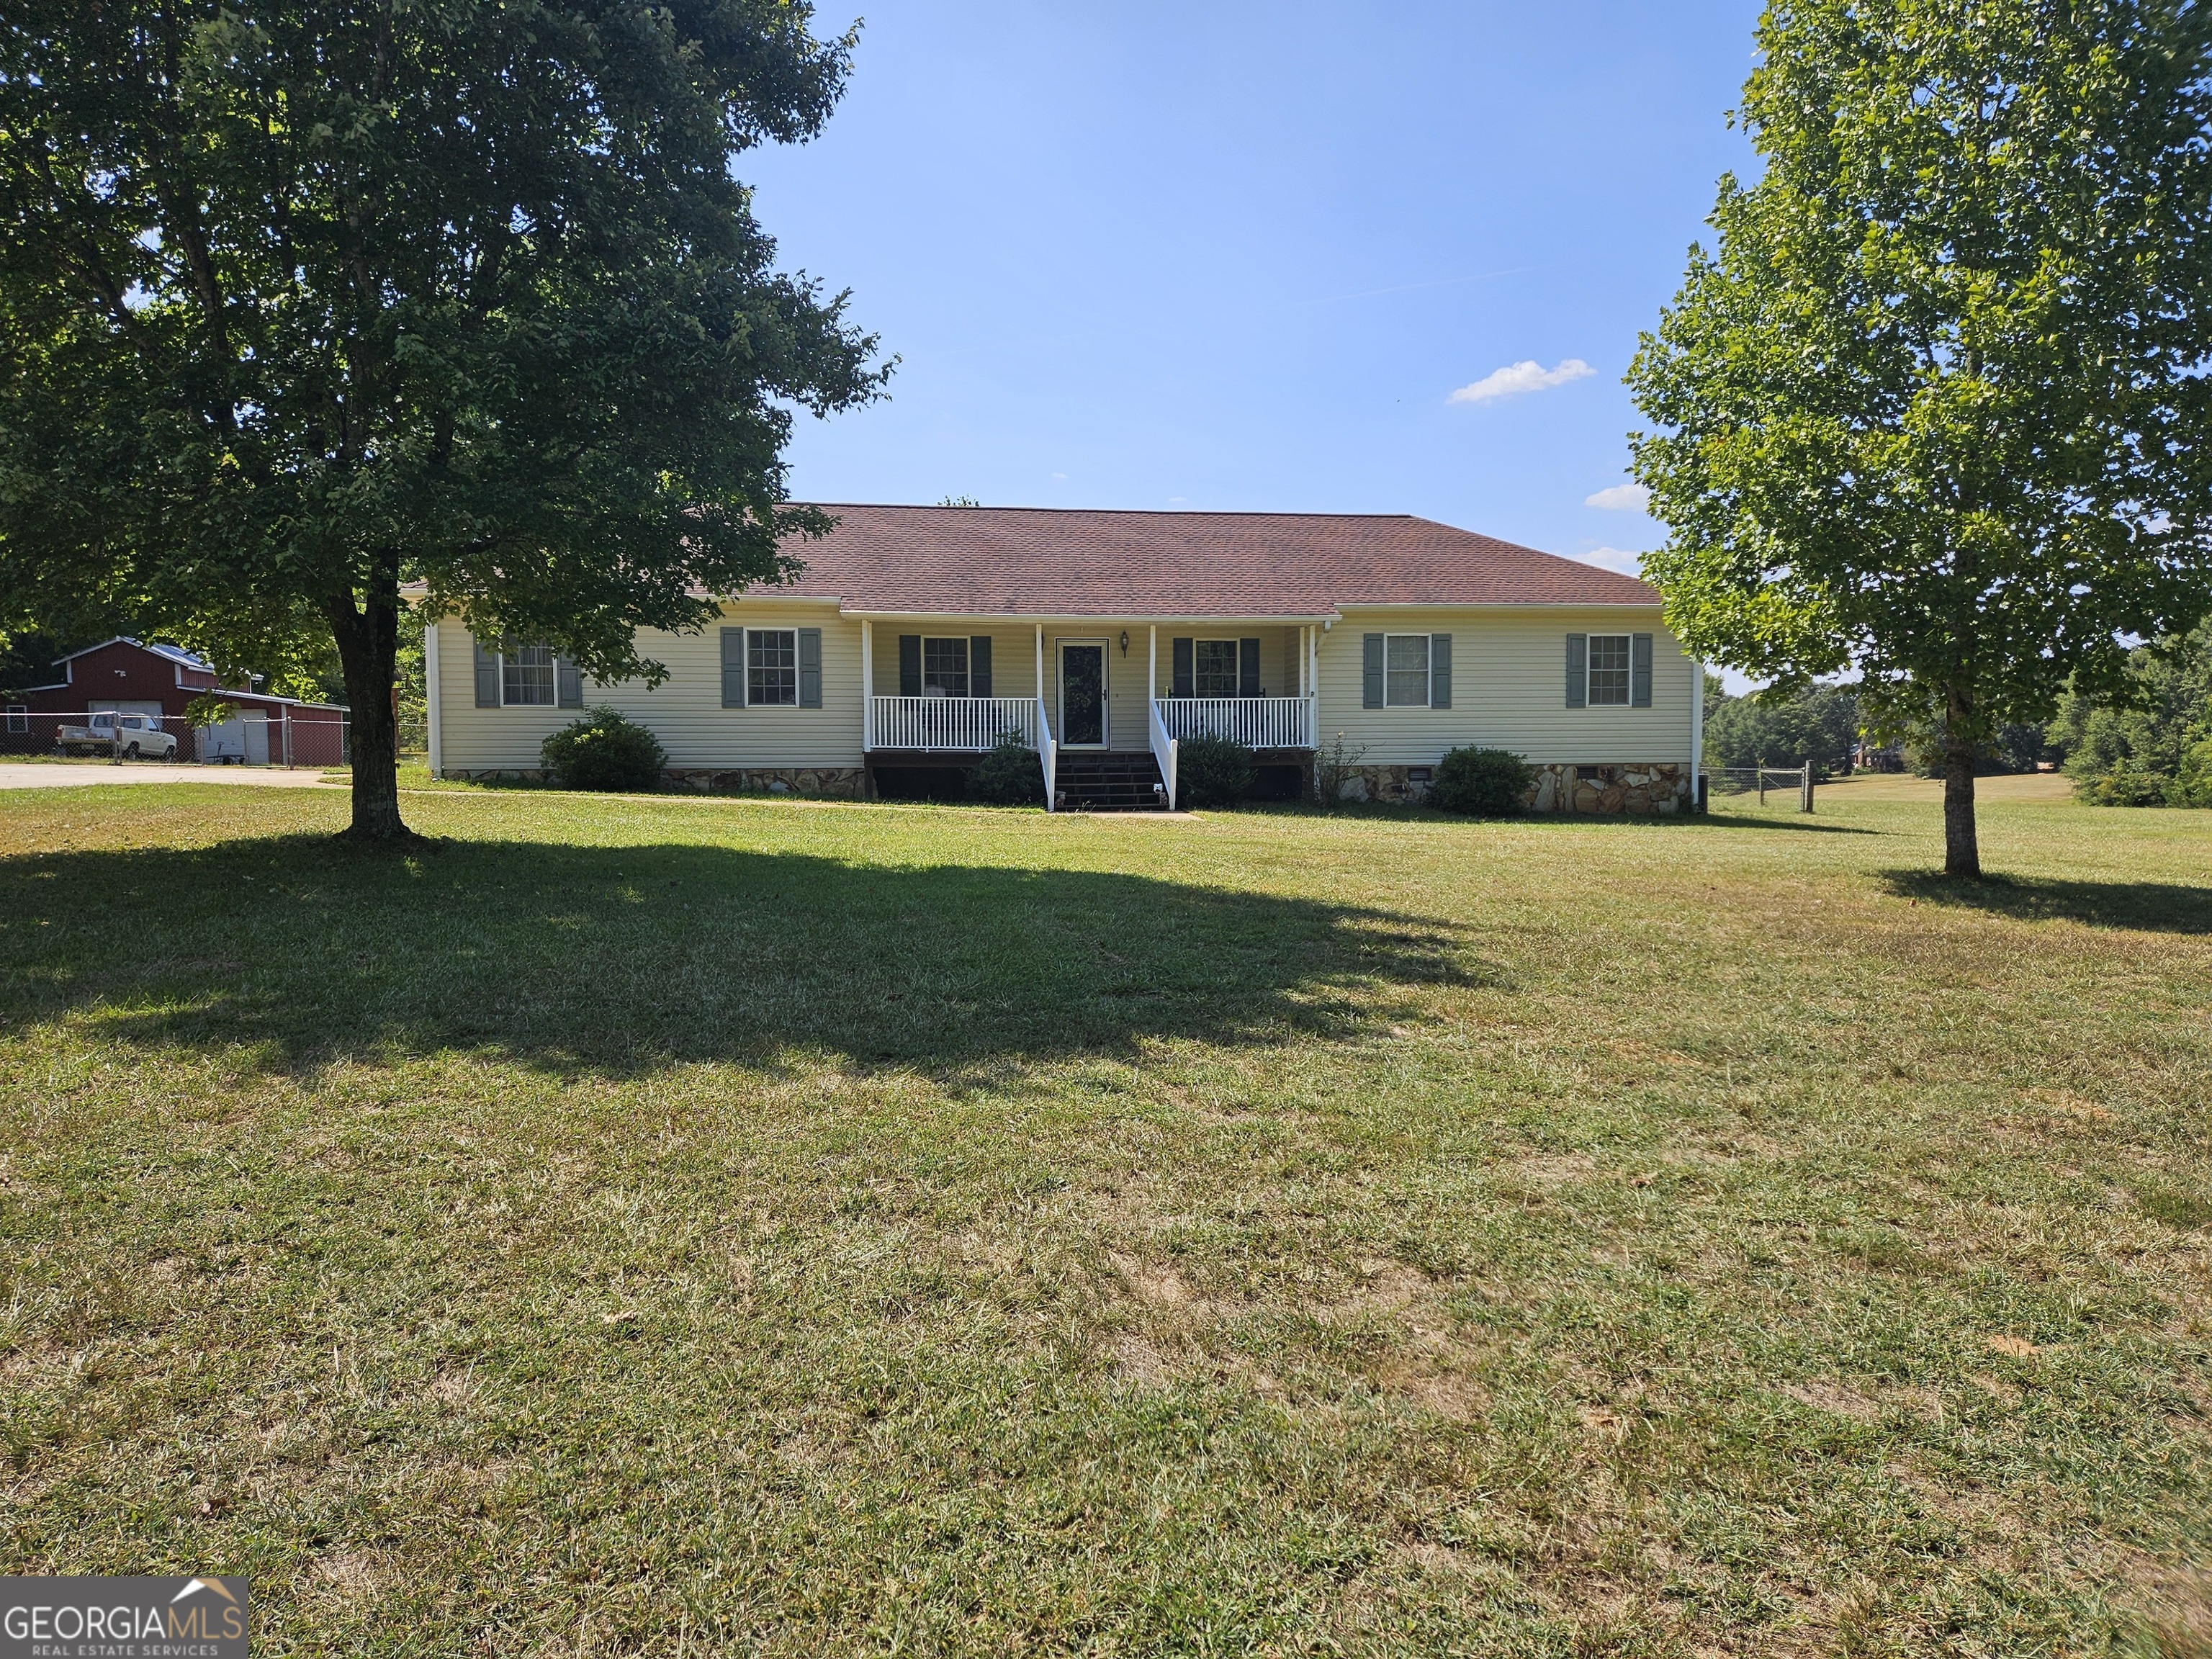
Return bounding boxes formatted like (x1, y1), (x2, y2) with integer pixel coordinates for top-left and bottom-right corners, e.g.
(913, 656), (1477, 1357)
(1565, 634), (1587, 709)
(970, 635), (992, 698)
(1631, 633), (1653, 707)
(1238, 637), (1262, 697)
(899, 634), (922, 697)
(556, 657), (583, 709)
(473, 637), (500, 708)
(1430, 634), (1452, 709)
(1362, 634), (1384, 709)
(720, 628), (745, 708)
(1172, 637), (1194, 698)
(799, 629), (822, 708)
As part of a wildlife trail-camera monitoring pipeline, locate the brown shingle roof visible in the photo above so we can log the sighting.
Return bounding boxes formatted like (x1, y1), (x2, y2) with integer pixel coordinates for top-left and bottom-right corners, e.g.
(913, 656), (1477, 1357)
(765, 503), (1655, 616)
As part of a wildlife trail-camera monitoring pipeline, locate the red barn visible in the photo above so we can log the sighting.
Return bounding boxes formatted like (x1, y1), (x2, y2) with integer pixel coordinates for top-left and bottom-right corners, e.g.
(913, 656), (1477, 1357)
(4, 637), (349, 765)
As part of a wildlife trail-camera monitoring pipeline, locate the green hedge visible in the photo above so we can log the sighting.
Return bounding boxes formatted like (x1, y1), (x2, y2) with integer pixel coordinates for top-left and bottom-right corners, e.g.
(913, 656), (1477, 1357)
(1429, 747), (1533, 816)
(966, 734), (1045, 806)
(541, 708), (666, 791)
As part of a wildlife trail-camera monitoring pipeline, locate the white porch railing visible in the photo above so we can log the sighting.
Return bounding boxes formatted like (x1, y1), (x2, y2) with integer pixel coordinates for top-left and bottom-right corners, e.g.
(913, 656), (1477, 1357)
(868, 695), (1037, 752)
(1154, 696), (1316, 750)
(1148, 697), (1179, 811)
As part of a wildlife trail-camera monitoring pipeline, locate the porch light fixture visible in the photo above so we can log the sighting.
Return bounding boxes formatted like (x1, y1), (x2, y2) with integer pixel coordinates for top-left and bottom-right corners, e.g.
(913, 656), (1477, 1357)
(1118, 630), (1129, 657)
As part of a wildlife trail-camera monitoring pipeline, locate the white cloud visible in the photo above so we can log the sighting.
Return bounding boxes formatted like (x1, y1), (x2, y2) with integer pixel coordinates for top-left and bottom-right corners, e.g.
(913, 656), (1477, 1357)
(1447, 358), (1594, 405)
(1051, 472), (1068, 480)
(1584, 482), (1651, 512)
(1567, 547), (1648, 577)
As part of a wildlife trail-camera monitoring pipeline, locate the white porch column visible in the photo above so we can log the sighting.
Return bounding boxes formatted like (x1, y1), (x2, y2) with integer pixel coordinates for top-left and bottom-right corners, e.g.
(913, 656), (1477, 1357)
(1148, 624), (1157, 700)
(860, 619), (873, 750)
(1035, 622), (1045, 697)
(423, 614), (443, 778)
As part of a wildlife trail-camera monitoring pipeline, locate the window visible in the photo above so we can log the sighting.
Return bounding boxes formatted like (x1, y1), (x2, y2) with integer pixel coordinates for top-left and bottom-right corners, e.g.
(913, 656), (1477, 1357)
(1586, 634), (1631, 706)
(1193, 639), (1241, 698)
(922, 636), (969, 698)
(503, 643), (554, 706)
(1385, 634), (1431, 706)
(4, 705), (24, 734)
(748, 629), (797, 706)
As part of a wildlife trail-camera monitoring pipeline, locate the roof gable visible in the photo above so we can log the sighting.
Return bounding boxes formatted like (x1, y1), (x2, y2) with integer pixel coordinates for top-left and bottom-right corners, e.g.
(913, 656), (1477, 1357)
(53, 637), (216, 672)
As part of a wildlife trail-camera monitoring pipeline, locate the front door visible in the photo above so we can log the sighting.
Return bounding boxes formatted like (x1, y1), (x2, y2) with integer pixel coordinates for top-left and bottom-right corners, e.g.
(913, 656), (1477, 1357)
(1058, 641), (1107, 749)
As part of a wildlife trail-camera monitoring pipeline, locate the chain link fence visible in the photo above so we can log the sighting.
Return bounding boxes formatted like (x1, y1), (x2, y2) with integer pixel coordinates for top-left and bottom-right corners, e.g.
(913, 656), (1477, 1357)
(1, 709), (360, 767)
(1702, 763), (1816, 811)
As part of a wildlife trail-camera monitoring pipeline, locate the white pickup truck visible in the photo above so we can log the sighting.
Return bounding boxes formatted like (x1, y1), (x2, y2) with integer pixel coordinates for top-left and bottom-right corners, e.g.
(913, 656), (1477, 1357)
(55, 711), (179, 760)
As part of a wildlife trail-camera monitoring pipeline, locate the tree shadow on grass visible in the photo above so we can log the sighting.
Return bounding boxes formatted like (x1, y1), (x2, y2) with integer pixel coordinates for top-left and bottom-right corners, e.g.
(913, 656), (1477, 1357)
(1236, 801), (1881, 835)
(0, 835), (1498, 1079)
(1881, 869), (2212, 934)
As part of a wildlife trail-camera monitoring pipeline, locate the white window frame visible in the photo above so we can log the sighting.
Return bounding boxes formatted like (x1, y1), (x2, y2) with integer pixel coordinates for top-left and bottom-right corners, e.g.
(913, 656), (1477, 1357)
(1586, 634), (1632, 707)
(1191, 638), (1243, 698)
(500, 642), (556, 707)
(1383, 633), (1432, 708)
(747, 628), (799, 707)
(4, 704), (25, 734)
(921, 635), (971, 698)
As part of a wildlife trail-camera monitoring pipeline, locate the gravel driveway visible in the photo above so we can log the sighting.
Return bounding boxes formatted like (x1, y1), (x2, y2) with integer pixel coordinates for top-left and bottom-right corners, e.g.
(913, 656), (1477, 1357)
(0, 762), (341, 790)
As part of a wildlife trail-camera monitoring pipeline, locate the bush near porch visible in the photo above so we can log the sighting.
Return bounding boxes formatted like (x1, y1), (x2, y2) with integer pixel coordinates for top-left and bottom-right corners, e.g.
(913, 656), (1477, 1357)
(1, 778), (2207, 1654)
(966, 732), (1046, 806)
(1175, 732), (1257, 807)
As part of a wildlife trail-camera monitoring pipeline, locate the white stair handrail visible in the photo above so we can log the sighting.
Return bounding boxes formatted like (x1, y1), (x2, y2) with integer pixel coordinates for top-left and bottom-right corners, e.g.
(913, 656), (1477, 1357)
(1148, 698), (1179, 810)
(1035, 694), (1057, 811)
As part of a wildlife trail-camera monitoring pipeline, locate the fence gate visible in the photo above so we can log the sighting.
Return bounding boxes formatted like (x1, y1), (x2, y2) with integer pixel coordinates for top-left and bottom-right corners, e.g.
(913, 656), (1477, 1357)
(1702, 763), (1815, 811)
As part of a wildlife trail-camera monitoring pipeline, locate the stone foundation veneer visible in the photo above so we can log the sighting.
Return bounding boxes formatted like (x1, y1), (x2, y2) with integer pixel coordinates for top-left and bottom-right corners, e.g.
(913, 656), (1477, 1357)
(1335, 761), (1691, 814)
(1525, 762), (1691, 814)
(444, 761), (1686, 812)
(664, 766), (865, 798)
(437, 766), (866, 798)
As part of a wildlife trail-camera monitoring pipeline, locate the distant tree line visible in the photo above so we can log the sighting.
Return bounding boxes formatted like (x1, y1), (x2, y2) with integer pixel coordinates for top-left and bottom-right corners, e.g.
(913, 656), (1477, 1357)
(1702, 623), (2212, 809)
(1701, 680), (1862, 779)
(2051, 624), (2212, 808)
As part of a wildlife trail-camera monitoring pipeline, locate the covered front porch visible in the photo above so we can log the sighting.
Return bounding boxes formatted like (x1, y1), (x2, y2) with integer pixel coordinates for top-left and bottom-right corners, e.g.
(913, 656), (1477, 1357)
(856, 619), (1323, 810)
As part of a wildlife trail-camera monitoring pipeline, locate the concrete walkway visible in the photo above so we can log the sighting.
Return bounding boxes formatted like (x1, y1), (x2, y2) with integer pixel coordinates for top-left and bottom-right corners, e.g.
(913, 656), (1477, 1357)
(0, 762), (341, 790)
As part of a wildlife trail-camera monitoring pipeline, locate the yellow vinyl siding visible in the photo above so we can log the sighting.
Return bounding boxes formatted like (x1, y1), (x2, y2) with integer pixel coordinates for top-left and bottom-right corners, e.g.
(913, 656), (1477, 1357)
(869, 625), (1044, 703)
(433, 603), (862, 773)
(1316, 607), (1691, 766)
(433, 607), (1687, 773)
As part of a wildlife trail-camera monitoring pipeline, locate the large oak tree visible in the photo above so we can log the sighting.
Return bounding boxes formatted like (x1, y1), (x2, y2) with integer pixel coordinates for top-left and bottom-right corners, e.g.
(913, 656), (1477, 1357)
(0, 0), (885, 837)
(1628, 0), (2212, 876)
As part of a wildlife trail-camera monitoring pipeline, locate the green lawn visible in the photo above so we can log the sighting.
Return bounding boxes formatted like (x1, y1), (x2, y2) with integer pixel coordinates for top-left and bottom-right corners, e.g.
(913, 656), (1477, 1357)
(1, 778), (2208, 1655)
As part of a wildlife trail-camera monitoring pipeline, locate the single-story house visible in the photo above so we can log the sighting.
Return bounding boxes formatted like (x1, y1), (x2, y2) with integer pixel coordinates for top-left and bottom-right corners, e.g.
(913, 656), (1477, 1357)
(426, 503), (1704, 811)
(4, 637), (349, 765)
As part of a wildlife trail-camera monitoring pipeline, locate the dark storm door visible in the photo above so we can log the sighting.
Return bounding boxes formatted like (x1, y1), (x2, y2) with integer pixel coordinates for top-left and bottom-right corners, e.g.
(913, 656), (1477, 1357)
(1059, 642), (1107, 748)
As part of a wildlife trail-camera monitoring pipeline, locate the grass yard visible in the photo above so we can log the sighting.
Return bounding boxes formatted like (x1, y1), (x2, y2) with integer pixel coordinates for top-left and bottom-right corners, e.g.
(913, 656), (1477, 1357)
(1, 778), (2208, 1655)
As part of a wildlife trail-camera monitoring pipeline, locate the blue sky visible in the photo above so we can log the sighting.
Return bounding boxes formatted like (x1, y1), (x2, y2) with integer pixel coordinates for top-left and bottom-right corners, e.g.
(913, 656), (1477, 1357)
(743, 1), (1764, 582)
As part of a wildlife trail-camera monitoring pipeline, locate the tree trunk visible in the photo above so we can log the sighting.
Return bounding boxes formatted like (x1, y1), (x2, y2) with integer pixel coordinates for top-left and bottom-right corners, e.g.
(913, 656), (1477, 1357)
(1943, 682), (1980, 880)
(325, 562), (410, 842)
